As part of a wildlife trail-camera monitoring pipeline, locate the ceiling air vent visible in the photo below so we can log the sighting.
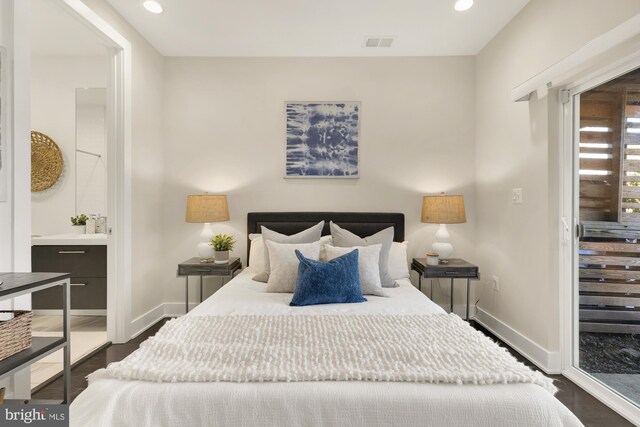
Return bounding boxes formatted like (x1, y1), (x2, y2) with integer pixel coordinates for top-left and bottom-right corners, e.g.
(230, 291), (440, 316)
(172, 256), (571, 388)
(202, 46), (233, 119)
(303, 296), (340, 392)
(365, 36), (395, 48)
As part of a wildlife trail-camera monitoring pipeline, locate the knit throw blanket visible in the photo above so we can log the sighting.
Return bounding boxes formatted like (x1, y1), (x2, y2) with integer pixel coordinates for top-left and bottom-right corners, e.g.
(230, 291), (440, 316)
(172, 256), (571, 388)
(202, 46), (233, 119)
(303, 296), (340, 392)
(92, 313), (556, 393)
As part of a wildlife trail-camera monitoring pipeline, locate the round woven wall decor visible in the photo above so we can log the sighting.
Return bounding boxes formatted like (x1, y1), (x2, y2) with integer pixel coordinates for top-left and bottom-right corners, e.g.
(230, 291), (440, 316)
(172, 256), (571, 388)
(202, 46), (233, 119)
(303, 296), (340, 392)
(31, 131), (64, 192)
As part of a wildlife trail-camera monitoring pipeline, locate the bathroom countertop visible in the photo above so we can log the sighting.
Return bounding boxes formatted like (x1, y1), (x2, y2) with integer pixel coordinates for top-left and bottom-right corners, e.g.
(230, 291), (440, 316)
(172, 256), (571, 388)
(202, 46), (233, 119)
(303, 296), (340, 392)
(31, 233), (108, 246)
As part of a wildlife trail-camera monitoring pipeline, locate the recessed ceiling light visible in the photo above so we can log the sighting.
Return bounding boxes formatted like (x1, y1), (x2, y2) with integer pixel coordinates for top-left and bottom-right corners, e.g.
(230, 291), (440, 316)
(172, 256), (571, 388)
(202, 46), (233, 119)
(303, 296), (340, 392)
(454, 0), (474, 11)
(143, 0), (163, 14)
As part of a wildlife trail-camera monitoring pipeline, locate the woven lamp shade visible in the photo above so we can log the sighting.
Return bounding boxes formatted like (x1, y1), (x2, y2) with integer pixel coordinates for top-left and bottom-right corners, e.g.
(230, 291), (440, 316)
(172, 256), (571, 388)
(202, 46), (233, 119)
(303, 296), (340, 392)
(421, 193), (466, 224)
(185, 194), (229, 223)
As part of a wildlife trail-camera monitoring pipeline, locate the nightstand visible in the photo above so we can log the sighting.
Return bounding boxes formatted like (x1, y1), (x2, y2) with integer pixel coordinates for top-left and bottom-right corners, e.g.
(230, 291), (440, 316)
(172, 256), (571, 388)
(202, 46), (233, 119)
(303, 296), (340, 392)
(411, 258), (480, 321)
(177, 257), (242, 313)
(0, 273), (71, 403)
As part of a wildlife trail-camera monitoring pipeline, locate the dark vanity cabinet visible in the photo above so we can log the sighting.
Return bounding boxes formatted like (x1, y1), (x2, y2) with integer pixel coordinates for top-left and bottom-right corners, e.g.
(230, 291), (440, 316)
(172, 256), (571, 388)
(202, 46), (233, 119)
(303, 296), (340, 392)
(31, 245), (107, 310)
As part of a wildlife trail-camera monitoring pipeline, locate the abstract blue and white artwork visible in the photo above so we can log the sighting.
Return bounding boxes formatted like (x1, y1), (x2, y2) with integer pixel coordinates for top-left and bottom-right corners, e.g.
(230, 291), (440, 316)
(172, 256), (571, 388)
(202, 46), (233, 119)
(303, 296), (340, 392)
(285, 102), (359, 178)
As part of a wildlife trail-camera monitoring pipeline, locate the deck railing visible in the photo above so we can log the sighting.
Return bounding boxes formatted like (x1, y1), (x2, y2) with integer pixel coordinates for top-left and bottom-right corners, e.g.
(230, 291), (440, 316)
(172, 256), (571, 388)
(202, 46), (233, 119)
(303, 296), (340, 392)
(579, 221), (640, 334)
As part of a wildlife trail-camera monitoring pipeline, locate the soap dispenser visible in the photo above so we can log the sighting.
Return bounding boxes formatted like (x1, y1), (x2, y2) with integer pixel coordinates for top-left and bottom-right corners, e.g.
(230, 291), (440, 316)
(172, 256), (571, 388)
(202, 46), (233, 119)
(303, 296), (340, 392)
(86, 215), (96, 234)
(96, 214), (107, 234)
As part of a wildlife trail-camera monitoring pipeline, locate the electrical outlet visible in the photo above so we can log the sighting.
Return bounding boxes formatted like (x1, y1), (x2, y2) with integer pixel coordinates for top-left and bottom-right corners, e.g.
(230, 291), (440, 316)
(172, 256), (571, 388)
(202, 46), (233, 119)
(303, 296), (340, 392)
(512, 188), (523, 204)
(492, 275), (500, 291)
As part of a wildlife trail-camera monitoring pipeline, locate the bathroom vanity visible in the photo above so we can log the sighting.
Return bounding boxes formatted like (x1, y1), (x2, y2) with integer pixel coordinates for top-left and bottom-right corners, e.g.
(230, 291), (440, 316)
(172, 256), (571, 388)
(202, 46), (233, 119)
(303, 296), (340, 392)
(31, 234), (106, 312)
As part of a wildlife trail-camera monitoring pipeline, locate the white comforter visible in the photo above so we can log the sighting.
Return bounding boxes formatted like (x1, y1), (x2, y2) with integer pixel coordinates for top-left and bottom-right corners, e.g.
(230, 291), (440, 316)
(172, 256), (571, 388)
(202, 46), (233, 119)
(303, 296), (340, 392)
(71, 269), (583, 427)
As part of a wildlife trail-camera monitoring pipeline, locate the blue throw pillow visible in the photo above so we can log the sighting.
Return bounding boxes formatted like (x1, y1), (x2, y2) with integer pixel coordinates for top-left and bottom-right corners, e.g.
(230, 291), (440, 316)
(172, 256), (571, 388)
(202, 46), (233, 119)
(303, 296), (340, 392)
(290, 249), (367, 307)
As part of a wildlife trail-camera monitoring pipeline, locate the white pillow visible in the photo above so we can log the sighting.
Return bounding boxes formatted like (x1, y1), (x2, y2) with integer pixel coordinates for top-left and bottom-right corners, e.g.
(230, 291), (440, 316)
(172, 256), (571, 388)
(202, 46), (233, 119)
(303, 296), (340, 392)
(325, 244), (388, 297)
(319, 235), (333, 260)
(248, 234), (265, 273)
(388, 241), (410, 280)
(266, 240), (321, 293)
(249, 235), (331, 274)
(254, 222), (324, 283)
(330, 222), (396, 288)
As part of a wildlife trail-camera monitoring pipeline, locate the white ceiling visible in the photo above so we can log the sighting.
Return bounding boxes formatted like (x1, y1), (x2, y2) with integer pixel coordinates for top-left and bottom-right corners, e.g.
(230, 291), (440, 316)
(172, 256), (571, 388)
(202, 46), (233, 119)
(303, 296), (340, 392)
(105, 0), (529, 57)
(31, 0), (109, 56)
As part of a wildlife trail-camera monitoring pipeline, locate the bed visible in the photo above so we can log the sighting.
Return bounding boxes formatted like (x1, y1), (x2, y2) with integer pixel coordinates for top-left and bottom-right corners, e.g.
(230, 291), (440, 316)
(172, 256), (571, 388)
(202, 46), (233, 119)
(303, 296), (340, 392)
(70, 212), (582, 427)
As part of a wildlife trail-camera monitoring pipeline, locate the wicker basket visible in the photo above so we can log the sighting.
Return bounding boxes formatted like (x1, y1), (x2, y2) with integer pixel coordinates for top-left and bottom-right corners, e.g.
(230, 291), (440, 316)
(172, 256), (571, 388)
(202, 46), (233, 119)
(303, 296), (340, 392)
(0, 311), (33, 361)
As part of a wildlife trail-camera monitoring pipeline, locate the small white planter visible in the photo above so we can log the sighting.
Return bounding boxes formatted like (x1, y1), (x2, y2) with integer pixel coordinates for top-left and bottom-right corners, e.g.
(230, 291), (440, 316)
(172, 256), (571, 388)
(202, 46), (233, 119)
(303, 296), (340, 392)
(214, 250), (229, 264)
(70, 225), (86, 235)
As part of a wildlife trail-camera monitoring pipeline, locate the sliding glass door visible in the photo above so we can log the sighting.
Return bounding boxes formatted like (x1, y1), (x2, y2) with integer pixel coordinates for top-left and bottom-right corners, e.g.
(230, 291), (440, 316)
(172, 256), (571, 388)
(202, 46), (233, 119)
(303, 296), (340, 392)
(573, 67), (640, 408)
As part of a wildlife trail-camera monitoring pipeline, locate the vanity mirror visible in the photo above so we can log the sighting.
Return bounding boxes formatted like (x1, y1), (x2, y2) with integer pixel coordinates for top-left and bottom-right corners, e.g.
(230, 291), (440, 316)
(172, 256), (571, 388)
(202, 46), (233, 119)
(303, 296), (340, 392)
(75, 88), (107, 216)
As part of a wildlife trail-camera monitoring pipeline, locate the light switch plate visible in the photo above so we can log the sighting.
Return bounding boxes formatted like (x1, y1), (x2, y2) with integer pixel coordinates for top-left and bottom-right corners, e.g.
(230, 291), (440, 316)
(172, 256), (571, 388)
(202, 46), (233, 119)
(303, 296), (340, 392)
(512, 188), (523, 204)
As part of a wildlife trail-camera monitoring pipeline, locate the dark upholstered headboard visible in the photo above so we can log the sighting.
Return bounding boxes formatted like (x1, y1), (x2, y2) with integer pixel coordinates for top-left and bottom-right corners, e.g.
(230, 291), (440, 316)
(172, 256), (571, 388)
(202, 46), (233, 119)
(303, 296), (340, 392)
(246, 212), (404, 264)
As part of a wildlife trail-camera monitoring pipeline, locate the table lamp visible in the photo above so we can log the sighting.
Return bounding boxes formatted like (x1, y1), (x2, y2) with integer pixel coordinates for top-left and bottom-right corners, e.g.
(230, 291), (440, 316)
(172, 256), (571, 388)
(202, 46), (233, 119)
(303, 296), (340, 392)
(186, 194), (229, 261)
(421, 193), (466, 262)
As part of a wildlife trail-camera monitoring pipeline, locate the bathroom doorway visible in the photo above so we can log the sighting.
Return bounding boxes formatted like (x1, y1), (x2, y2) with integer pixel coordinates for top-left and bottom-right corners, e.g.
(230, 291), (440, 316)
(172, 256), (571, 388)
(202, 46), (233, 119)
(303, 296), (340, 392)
(28, 0), (111, 391)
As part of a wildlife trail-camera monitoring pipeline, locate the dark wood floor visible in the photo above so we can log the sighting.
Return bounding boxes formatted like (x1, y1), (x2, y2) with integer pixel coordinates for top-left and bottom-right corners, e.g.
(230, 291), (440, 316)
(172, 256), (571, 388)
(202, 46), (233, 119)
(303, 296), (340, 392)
(471, 322), (634, 427)
(33, 319), (634, 426)
(32, 319), (169, 402)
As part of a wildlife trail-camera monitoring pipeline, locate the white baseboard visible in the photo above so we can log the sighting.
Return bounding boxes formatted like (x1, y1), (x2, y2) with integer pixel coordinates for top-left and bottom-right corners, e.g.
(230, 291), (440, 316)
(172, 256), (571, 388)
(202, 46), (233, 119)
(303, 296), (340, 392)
(163, 302), (198, 317)
(436, 303), (476, 320)
(129, 302), (198, 339)
(33, 309), (107, 316)
(474, 307), (561, 374)
(129, 304), (166, 339)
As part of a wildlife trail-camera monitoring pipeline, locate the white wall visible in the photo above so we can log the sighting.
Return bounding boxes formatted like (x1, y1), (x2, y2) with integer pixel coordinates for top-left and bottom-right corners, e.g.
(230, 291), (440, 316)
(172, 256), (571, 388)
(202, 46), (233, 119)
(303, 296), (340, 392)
(474, 0), (640, 364)
(0, 2), (30, 290)
(0, 0), (30, 275)
(81, 0), (165, 321)
(0, 0), (12, 272)
(17, 0), (640, 364)
(0, 0), (11, 398)
(162, 56), (476, 306)
(0, 0), (32, 399)
(30, 55), (107, 235)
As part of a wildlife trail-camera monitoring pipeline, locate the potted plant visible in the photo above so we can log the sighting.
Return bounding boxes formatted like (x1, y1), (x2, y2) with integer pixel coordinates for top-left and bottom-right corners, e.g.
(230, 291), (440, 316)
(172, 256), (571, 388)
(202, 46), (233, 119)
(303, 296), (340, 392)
(70, 214), (89, 234)
(210, 234), (235, 264)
